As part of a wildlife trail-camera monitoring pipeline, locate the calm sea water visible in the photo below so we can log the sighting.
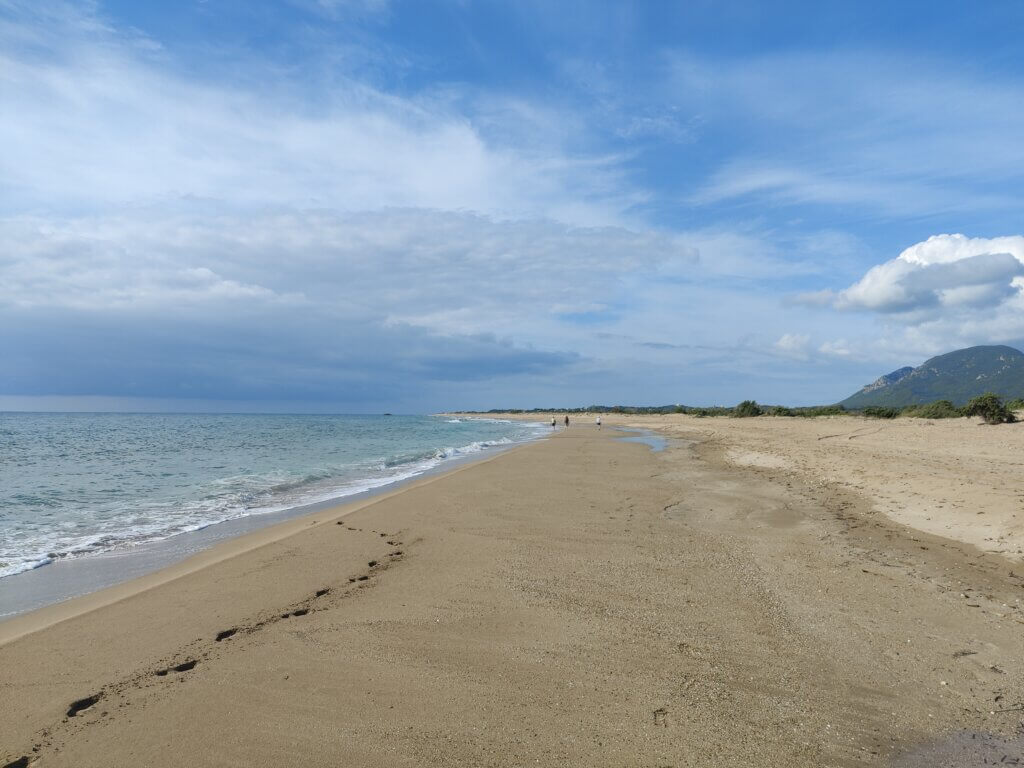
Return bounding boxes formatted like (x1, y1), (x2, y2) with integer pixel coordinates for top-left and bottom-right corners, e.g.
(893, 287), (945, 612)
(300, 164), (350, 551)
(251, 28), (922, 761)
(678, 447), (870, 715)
(0, 413), (547, 580)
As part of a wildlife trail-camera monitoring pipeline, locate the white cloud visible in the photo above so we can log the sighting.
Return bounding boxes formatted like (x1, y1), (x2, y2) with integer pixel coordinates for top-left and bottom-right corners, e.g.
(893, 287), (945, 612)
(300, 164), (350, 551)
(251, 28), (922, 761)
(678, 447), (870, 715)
(12, 3), (1016, 408)
(0, 1), (639, 226)
(675, 51), (1024, 218)
(798, 234), (1024, 368)
(837, 234), (1024, 313)
(1, 204), (880, 406)
(818, 340), (853, 358)
(774, 333), (810, 358)
(0, 206), (699, 349)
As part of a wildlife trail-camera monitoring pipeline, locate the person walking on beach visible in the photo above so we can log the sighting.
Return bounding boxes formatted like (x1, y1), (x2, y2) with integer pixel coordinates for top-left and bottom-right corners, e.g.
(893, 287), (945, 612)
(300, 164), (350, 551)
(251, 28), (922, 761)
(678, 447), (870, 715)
(551, 416), (556, 429)
(564, 415), (570, 428)
(596, 415), (601, 429)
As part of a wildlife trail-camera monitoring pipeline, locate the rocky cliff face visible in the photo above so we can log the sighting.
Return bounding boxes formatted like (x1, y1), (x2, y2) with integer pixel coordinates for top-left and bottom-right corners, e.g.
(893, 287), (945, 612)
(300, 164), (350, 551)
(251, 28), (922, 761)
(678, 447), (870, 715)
(859, 366), (913, 393)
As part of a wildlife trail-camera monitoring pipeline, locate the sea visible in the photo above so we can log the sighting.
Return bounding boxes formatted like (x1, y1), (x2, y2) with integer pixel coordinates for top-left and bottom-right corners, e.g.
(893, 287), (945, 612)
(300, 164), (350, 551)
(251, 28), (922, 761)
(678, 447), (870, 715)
(0, 413), (547, 600)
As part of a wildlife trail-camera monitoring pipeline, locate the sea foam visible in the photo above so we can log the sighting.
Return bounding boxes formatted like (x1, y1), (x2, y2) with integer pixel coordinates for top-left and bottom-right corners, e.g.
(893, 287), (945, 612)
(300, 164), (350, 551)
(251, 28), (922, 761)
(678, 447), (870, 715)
(0, 414), (547, 580)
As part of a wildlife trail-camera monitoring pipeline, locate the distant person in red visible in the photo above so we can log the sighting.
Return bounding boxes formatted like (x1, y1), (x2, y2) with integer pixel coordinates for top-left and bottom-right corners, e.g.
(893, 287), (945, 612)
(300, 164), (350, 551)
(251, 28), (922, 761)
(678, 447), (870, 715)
(564, 415), (570, 428)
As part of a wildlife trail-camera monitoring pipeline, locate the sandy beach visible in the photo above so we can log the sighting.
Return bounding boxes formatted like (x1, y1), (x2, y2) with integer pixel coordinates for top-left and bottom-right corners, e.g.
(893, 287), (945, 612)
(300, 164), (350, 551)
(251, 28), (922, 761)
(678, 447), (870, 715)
(598, 412), (1024, 561)
(2, 422), (1023, 767)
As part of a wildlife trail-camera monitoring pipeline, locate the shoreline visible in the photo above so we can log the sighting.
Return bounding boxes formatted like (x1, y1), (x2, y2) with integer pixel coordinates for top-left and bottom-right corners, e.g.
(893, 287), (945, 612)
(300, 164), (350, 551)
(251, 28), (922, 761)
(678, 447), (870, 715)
(0, 412), (548, 584)
(0, 431), (544, 643)
(2, 424), (1022, 765)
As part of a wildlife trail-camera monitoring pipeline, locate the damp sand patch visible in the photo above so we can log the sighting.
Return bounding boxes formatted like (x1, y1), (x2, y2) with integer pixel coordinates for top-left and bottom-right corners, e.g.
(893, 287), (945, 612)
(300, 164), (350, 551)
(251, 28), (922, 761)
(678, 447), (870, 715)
(892, 730), (1024, 767)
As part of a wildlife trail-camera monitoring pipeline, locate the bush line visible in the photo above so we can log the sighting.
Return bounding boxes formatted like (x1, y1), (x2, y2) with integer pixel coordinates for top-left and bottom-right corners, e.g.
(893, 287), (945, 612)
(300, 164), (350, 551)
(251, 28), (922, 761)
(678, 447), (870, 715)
(479, 393), (1021, 423)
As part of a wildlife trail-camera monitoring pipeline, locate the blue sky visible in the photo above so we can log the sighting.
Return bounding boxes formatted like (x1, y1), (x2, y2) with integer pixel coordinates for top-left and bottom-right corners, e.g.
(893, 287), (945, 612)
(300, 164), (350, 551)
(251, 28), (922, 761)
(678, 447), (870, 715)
(4, 0), (1024, 411)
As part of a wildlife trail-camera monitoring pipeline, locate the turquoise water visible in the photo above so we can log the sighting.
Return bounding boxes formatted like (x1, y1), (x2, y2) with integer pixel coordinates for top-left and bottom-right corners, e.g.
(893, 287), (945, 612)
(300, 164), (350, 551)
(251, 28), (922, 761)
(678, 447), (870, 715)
(0, 413), (546, 580)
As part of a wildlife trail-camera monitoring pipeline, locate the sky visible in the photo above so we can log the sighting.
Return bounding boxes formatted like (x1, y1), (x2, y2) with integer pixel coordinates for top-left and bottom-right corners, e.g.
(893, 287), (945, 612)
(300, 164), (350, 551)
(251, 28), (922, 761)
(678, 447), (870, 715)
(4, 0), (1024, 412)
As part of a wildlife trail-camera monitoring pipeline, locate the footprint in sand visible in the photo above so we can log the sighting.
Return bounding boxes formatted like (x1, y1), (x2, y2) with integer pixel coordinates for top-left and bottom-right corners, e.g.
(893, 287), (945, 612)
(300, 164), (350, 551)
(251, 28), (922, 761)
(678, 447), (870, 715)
(155, 660), (198, 677)
(66, 694), (101, 718)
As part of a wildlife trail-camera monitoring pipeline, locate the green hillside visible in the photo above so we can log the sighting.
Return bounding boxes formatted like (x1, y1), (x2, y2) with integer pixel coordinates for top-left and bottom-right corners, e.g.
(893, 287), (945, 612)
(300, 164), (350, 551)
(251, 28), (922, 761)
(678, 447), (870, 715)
(841, 345), (1024, 408)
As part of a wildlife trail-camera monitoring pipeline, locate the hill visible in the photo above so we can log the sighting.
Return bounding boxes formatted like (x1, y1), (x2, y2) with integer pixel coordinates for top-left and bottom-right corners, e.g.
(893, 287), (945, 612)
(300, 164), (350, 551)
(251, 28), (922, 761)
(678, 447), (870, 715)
(840, 345), (1024, 408)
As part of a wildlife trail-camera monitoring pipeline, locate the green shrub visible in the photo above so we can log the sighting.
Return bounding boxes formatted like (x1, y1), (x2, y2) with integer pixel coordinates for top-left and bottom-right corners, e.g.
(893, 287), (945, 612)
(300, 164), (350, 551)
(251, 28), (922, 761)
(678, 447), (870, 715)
(792, 405), (846, 418)
(1007, 398), (1024, 411)
(765, 406), (795, 417)
(963, 393), (1016, 424)
(690, 407), (725, 417)
(862, 406), (900, 419)
(733, 400), (763, 418)
(903, 400), (962, 419)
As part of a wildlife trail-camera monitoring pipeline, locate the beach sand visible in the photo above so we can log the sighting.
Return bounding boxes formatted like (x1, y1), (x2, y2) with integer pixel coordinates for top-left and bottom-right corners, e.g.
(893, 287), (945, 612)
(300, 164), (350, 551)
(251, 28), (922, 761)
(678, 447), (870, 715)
(601, 412), (1024, 561)
(2, 423), (1023, 766)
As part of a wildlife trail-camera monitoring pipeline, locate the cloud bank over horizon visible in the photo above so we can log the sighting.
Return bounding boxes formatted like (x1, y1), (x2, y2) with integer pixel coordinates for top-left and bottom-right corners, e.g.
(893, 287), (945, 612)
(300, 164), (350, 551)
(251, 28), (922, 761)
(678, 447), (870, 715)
(801, 235), (1024, 366)
(4, 0), (1024, 410)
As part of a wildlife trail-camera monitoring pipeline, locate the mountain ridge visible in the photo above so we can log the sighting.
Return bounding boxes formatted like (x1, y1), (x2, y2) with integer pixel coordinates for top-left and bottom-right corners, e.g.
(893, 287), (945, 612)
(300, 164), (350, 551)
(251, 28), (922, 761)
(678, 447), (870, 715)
(840, 345), (1024, 408)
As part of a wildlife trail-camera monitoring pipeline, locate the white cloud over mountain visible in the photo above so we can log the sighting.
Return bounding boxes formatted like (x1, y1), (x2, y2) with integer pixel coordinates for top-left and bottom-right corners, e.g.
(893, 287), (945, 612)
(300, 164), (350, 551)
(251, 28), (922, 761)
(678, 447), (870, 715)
(837, 234), (1024, 314)
(782, 235), (1024, 370)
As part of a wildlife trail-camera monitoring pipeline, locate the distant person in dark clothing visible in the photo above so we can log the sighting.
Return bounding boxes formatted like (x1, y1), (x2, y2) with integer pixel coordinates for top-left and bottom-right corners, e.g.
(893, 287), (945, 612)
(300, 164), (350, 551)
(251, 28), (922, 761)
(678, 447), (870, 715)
(551, 417), (556, 429)
(564, 415), (570, 428)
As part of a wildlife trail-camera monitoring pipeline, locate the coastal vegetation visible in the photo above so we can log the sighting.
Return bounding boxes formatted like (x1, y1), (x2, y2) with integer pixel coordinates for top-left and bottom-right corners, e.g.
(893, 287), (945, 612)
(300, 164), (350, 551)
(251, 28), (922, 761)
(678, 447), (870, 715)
(480, 393), (1022, 423)
(962, 393), (1017, 424)
(733, 400), (763, 418)
(900, 400), (962, 419)
(479, 347), (1024, 424)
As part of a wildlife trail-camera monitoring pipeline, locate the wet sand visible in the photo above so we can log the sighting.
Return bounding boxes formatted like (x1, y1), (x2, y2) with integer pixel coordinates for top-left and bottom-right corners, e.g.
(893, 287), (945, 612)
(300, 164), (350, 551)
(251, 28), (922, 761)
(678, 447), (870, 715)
(2, 425), (1023, 766)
